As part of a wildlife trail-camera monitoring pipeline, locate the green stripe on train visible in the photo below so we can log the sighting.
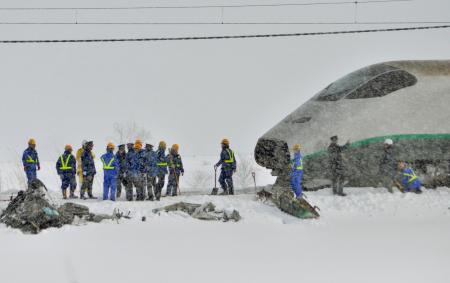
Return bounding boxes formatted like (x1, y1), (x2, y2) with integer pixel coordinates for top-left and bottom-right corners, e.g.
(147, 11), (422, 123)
(303, 133), (450, 160)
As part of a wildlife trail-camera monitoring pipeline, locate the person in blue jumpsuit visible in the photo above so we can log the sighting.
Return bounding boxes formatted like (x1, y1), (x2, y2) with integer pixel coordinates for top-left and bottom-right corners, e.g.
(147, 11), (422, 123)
(56, 144), (77, 199)
(399, 161), (423, 194)
(290, 144), (303, 199)
(101, 143), (119, 201)
(22, 138), (40, 189)
(166, 144), (184, 197)
(214, 138), (237, 195)
(155, 141), (168, 201)
(144, 143), (157, 200)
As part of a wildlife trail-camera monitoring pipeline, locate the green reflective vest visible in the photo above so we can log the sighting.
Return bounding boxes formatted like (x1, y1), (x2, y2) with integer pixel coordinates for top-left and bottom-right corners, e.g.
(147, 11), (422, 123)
(59, 155), (72, 170)
(26, 155), (37, 164)
(224, 149), (235, 164)
(101, 157), (115, 170)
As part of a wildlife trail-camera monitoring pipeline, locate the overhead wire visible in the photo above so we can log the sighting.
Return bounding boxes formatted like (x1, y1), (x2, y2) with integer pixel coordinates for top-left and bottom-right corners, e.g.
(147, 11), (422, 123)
(0, 0), (413, 11)
(0, 24), (448, 44)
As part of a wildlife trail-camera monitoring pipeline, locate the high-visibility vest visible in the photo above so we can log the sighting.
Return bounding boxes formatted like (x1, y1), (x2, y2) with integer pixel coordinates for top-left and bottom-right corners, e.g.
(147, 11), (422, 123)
(26, 155), (37, 164)
(403, 170), (417, 183)
(101, 157), (115, 170)
(224, 149), (235, 164)
(157, 151), (167, 167)
(60, 155), (72, 170)
(291, 157), (304, 171)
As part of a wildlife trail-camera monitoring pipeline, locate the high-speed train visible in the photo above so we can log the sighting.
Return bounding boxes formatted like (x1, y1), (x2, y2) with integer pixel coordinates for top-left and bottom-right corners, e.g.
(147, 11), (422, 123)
(255, 60), (450, 188)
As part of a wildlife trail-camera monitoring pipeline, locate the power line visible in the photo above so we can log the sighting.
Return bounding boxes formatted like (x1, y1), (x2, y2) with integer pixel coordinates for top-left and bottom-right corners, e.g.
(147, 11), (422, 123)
(0, 24), (448, 44)
(0, 21), (448, 25)
(0, 0), (413, 11)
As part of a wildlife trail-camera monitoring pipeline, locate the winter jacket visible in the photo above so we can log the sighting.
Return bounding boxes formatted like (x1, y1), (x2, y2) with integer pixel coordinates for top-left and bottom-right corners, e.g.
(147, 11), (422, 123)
(328, 142), (349, 174)
(155, 148), (168, 175)
(401, 167), (422, 190)
(168, 153), (184, 175)
(22, 147), (40, 171)
(116, 151), (127, 175)
(128, 149), (146, 175)
(81, 149), (96, 176)
(216, 147), (236, 172)
(101, 151), (119, 178)
(290, 152), (303, 176)
(379, 146), (397, 178)
(56, 151), (76, 176)
(125, 149), (135, 174)
(145, 149), (158, 177)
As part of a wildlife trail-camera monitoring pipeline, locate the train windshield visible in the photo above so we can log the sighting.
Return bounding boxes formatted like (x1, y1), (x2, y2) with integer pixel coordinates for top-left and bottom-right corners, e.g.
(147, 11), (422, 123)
(316, 64), (398, 101)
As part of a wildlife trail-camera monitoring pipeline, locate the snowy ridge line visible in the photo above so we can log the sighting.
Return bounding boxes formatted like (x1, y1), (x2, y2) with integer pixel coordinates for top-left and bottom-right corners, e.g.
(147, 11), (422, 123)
(0, 25), (448, 44)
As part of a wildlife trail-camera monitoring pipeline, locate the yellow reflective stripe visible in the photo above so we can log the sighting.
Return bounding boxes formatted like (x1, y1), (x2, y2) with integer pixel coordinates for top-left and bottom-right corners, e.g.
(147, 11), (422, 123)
(60, 155), (72, 170)
(102, 157), (115, 170)
(224, 149), (235, 163)
(403, 171), (417, 183)
(291, 157), (303, 170)
(157, 162), (168, 166)
(26, 155), (36, 163)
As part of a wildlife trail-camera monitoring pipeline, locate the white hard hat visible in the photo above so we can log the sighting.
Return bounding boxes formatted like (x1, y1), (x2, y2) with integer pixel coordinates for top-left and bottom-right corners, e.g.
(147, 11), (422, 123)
(82, 140), (87, 146)
(384, 139), (393, 145)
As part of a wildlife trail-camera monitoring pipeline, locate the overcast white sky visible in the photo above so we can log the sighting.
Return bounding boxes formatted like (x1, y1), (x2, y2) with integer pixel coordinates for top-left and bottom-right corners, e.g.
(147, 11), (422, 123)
(0, 0), (449, 161)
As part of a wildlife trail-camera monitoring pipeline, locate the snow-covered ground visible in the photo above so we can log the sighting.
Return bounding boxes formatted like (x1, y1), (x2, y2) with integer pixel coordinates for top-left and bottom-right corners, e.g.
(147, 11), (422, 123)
(1, 187), (450, 283)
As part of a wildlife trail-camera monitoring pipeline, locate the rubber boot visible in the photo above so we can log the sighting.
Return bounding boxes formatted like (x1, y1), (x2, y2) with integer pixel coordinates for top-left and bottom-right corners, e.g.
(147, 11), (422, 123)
(69, 190), (78, 199)
(219, 189), (229, 195)
(62, 189), (67, 199)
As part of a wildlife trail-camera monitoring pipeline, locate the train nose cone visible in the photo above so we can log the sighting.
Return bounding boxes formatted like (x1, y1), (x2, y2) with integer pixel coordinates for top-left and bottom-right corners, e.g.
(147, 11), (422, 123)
(254, 138), (291, 176)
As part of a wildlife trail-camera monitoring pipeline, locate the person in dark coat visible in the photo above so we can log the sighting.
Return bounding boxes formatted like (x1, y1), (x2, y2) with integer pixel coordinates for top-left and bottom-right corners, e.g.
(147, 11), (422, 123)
(115, 144), (127, 199)
(214, 138), (237, 195)
(155, 141), (168, 201)
(56, 144), (77, 199)
(328, 135), (350, 196)
(379, 139), (397, 193)
(127, 140), (146, 201)
(22, 138), (40, 188)
(124, 143), (135, 201)
(81, 141), (96, 199)
(144, 143), (157, 200)
(166, 144), (184, 196)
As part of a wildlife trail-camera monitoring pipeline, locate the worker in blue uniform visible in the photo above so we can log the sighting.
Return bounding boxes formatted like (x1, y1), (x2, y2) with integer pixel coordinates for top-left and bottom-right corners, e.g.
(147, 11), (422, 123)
(214, 138), (237, 195)
(101, 143), (119, 201)
(56, 144), (77, 199)
(22, 138), (40, 189)
(290, 144), (303, 199)
(399, 161), (423, 194)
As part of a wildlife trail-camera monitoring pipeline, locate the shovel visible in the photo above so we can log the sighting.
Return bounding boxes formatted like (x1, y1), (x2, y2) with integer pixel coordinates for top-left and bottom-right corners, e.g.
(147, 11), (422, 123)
(252, 172), (257, 193)
(211, 166), (219, 195)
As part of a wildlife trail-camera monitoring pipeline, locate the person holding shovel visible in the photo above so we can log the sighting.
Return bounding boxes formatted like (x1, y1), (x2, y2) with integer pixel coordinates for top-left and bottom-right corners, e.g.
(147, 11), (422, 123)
(214, 138), (237, 195)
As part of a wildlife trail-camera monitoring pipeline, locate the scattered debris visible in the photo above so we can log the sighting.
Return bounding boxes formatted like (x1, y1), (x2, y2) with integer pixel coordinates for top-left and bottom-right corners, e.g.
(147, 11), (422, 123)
(257, 187), (320, 219)
(153, 202), (241, 222)
(0, 179), (130, 234)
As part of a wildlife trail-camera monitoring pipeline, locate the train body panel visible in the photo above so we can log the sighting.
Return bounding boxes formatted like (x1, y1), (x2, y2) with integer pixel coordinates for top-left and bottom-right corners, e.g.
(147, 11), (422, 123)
(255, 60), (450, 188)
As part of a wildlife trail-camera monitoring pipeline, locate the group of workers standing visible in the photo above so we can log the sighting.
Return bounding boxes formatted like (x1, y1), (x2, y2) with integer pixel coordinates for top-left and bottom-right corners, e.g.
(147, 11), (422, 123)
(289, 135), (423, 199)
(22, 138), (237, 201)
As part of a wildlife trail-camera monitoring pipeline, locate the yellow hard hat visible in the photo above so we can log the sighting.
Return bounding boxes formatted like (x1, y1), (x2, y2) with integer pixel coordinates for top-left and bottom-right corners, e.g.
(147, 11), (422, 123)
(159, 141), (167, 148)
(293, 144), (301, 151)
(135, 139), (143, 145)
(28, 138), (36, 145)
(221, 138), (230, 145)
(135, 142), (143, 150)
(172, 144), (179, 152)
(65, 144), (73, 151)
(107, 142), (115, 149)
